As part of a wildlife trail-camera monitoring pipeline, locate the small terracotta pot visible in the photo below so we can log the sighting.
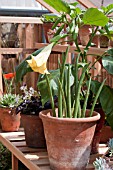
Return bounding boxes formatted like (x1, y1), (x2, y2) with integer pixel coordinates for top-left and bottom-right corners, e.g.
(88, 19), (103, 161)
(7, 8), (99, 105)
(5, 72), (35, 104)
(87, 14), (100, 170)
(0, 107), (3, 128)
(100, 126), (113, 143)
(42, 23), (54, 43)
(109, 39), (113, 47)
(79, 25), (91, 46)
(100, 35), (109, 48)
(21, 114), (46, 148)
(91, 108), (105, 154)
(40, 109), (100, 170)
(0, 107), (20, 132)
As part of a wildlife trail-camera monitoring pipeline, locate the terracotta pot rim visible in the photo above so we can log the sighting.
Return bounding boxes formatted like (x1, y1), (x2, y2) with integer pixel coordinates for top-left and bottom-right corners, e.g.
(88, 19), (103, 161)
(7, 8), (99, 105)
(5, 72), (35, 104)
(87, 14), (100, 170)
(21, 114), (39, 117)
(39, 109), (100, 123)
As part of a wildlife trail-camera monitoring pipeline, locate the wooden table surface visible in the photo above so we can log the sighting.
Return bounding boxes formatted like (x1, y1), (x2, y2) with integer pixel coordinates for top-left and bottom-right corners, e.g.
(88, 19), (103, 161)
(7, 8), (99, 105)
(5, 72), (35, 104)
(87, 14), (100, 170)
(0, 128), (109, 170)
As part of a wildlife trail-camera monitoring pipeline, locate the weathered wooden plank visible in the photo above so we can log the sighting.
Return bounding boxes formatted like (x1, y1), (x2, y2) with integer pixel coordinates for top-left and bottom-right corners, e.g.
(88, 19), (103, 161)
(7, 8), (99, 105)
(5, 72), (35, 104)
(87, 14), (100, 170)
(77, 0), (97, 8)
(0, 16), (42, 24)
(0, 134), (41, 170)
(12, 154), (18, 170)
(0, 23), (3, 97)
(0, 48), (36, 54)
(0, 130), (112, 170)
(31, 158), (49, 166)
(24, 152), (48, 159)
(35, 43), (107, 56)
(12, 141), (26, 147)
(36, 0), (59, 14)
(39, 166), (50, 170)
(1, 131), (24, 137)
(18, 147), (47, 153)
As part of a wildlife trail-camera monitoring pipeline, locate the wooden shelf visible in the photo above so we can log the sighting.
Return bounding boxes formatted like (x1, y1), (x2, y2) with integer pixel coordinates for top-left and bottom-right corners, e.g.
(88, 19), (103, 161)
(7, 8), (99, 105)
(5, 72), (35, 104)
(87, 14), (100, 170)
(0, 48), (37, 54)
(35, 43), (108, 56)
(0, 16), (42, 24)
(0, 129), (110, 170)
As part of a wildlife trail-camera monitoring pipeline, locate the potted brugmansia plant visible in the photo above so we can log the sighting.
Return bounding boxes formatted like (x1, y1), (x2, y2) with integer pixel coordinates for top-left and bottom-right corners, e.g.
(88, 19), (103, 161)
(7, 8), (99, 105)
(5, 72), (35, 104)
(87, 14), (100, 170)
(15, 1), (113, 169)
(0, 72), (22, 132)
(25, 44), (104, 169)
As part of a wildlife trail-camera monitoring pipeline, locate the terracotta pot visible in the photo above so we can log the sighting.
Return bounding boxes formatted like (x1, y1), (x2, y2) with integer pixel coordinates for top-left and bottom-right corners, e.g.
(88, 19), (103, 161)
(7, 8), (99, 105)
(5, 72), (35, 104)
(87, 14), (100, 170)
(40, 109), (100, 170)
(79, 25), (91, 46)
(0, 107), (3, 128)
(42, 23), (54, 43)
(91, 34), (100, 47)
(21, 114), (46, 148)
(100, 126), (113, 143)
(91, 108), (105, 154)
(110, 39), (113, 47)
(0, 107), (20, 132)
(100, 35), (109, 48)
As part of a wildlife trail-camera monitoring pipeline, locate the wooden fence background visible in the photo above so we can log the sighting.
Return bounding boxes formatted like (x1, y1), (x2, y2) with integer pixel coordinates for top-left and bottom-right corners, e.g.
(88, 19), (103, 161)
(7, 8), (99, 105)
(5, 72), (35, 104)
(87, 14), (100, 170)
(0, 16), (113, 97)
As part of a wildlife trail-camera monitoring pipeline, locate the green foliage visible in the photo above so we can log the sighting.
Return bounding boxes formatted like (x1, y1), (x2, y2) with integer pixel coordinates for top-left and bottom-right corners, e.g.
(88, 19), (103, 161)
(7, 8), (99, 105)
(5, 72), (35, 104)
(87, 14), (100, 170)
(90, 80), (113, 129)
(38, 65), (74, 106)
(41, 13), (59, 23)
(16, 48), (43, 83)
(0, 142), (11, 170)
(83, 8), (109, 26)
(43, 0), (70, 13)
(101, 4), (113, 16)
(16, 0), (113, 121)
(102, 49), (113, 75)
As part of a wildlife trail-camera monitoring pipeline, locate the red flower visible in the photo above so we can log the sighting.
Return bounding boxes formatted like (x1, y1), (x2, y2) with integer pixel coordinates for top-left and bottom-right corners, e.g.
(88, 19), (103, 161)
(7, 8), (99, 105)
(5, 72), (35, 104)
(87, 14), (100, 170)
(3, 72), (16, 80)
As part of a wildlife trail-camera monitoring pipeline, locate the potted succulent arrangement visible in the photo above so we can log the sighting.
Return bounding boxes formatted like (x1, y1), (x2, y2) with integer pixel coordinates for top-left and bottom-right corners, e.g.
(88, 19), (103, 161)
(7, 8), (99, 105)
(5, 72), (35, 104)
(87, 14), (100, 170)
(15, 1), (113, 169)
(0, 72), (22, 132)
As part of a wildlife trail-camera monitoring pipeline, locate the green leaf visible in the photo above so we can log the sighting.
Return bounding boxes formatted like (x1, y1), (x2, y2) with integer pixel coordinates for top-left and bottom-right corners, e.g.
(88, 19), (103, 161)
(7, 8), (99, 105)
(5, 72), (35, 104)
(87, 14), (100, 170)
(83, 8), (109, 26)
(102, 49), (113, 75)
(90, 80), (113, 129)
(50, 34), (67, 43)
(53, 24), (65, 37)
(70, 2), (78, 7)
(52, 17), (62, 29)
(41, 13), (59, 22)
(102, 4), (113, 15)
(106, 111), (113, 130)
(38, 65), (74, 105)
(43, 0), (70, 13)
(38, 69), (60, 105)
(16, 48), (43, 83)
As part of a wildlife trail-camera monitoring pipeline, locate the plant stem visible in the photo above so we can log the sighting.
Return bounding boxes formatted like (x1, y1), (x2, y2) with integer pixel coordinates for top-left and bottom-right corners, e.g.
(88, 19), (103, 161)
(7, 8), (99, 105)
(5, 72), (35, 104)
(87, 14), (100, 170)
(58, 47), (70, 117)
(82, 77), (91, 117)
(83, 27), (99, 59)
(58, 78), (67, 117)
(45, 74), (56, 117)
(77, 101), (81, 118)
(67, 64), (72, 117)
(73, 63), (90, 118)
(90, 79), (106, 117)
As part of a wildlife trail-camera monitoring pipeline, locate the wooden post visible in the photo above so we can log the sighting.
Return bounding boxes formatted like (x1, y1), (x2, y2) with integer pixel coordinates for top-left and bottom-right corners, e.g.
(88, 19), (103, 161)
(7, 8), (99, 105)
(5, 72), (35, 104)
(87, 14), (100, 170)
(0, 23), (3, 96)
(77, 0), (97, 8)
(12, 154), (18, 170)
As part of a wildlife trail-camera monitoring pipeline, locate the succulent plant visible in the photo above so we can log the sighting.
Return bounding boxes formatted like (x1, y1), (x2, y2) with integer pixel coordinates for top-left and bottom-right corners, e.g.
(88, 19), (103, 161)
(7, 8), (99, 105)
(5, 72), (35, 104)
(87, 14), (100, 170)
(93, 157), (112, 170)
(108, 138), (113, 157)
